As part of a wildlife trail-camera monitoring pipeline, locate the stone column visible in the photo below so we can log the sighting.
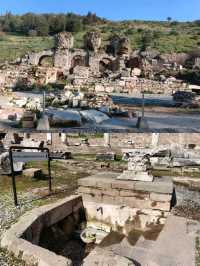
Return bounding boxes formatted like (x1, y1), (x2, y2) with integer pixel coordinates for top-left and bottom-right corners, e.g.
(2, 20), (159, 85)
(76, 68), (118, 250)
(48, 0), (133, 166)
(61, 133), (68, 146)
(151, 133), (160, 148)
(104, 133), (111, 147)
(47, 133), (52, 145)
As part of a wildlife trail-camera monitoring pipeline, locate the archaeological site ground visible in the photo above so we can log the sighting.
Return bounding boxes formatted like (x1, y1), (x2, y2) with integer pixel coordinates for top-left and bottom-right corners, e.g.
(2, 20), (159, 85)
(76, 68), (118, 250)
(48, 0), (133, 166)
(1, 13), (200, 132)
(1, 2), (200, 266)
(0, 132), (200, 266)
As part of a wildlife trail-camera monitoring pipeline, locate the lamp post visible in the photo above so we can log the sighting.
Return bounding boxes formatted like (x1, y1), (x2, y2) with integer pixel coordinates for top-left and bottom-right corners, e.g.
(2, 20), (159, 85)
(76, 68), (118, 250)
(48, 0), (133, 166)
(43, 90), (46, 116)
(141, 88), (145, 119)
(136, 79), (149, 130)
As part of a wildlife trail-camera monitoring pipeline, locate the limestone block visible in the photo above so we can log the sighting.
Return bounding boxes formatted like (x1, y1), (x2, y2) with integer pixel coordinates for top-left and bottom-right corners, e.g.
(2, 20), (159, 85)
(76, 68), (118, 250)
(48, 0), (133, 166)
(150, 193), (171, 202)
(90, 188), (102, 196)
(112, 180), (135, 190)
(82, 193), (102, 203)
(119, 190), (138, 197)
(103, 189), (119, 197)
(117, 170), (154, 182)
(23, 168), (43, 179)
(78, 186), (93, 194)
(134, 181), (173, 194)
(102, 195), (115, 205)
(140, 209), (163, 217)
(78, 177), (97, 187)
(96, 179), (112, 189)
(122, 197), (152, 209)
(151, 201), (171, 211)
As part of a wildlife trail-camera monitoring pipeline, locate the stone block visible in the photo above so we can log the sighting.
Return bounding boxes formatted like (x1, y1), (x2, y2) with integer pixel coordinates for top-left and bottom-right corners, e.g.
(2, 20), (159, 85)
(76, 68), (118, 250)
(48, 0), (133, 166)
(78, 186), (93, 194)
(112, 180), (135, 190)
(78, 177), (97, 187)
(151, 201), (171, 211)
(119, 190), (137, 197)
(150, 193), (171, 202)
(96, 179), (112, 189)
(90, 188), (103, 196)
(122, 197), (152, 209)
(134, 181), (173, 194)
(117, 170), (153, 182)
(139, 209), (163, 217)
(82, 194), (102, 203)
(102, 195), (115, 205)
(103, 189), (119, 197)
(23, 168), (43, 179)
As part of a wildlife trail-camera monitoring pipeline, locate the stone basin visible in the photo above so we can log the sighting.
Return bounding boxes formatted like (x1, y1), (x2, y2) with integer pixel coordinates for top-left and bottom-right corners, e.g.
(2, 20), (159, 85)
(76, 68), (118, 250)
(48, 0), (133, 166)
(0, 195), (135, 266)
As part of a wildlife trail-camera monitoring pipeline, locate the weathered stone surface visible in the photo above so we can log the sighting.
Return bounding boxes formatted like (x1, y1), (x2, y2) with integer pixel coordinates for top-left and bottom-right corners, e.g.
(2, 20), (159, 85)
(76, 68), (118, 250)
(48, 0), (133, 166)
(84, 31), (101, 53)
(23, 168), (43, 179)
(134, 181), (173, 194)
(121, 197), (152, 209)
(83, 247), (135, 265)
(111, 180), (135, 190)
(55, 32), (74, 50)
(150, 192), (171, 202)
(102, 195), (115, 204)
(78, 177), (98, 187)
(103, 189), (120, 197)
(151, 201), (171, 211)
(96, 179), (112, 189)
(118, 170), (153, 182)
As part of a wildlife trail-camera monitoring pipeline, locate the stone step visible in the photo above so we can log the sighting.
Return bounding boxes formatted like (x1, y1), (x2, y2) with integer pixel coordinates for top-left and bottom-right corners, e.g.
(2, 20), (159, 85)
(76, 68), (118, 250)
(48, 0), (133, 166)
(113, 241), (179, 266)
(147, 215), (196, 266)
(134, 236), (154, 249)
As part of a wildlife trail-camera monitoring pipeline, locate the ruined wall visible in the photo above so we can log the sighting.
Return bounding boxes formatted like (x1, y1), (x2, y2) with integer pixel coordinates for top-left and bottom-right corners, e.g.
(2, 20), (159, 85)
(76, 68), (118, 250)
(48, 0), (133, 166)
(6, 133), (200, 150)
(78, 173), (172, 229)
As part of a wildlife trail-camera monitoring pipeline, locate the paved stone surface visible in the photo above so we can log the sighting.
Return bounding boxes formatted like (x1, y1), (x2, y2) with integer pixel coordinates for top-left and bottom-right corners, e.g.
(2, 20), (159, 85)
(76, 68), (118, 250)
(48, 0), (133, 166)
(83, 246), (135, 266)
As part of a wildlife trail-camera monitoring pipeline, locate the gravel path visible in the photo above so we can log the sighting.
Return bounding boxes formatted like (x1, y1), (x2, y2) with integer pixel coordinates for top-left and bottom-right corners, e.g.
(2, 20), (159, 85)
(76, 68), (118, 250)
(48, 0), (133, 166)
(0, 192), (36, 265)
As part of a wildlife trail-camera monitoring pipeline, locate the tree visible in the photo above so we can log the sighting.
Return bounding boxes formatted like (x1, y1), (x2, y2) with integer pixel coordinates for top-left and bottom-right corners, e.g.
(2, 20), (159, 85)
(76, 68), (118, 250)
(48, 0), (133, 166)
(140, 30), (154, 51)
(21, 13), (37, 34)
(48, 15), (66, 34)
(65, 18), (82, 32)
(167, 17), (172, 23)
(35, 16), (49, 36)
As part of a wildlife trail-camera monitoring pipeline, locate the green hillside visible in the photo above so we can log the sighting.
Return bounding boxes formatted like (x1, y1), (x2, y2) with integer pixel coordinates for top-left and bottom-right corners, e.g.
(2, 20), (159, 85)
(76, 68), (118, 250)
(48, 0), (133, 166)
(0, 19), (200, 63)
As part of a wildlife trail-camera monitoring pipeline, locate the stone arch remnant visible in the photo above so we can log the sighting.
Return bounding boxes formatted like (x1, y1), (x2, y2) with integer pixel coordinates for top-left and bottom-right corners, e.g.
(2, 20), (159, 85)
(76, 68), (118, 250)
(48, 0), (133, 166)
(99, 57), (113, 73)
(28, 50), (54, 66)
(84, 31), (101, 53)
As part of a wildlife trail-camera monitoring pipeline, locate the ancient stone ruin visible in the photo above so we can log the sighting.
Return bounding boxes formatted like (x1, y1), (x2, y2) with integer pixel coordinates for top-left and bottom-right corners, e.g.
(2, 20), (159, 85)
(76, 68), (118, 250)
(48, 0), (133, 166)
(117, 152), (153, 182)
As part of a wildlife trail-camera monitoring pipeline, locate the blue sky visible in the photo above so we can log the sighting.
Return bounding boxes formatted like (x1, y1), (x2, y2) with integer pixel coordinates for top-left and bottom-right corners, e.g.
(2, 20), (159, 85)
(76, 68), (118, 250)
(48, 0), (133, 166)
(1, 0), (200, 21)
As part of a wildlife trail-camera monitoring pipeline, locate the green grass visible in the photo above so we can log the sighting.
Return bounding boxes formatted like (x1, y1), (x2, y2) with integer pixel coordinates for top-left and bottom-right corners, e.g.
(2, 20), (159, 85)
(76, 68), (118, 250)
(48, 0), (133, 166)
(0, 34), (55, 63)
(0, 160), (87, 194)
(196, 237), (200, 266)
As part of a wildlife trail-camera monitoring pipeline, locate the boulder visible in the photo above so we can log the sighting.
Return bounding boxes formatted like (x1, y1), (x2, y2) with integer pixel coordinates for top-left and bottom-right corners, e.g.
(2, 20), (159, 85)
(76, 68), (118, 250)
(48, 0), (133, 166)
(23, 168), (43, 179)
(48, 109), (82, 127)
(80, 109), (110, 124)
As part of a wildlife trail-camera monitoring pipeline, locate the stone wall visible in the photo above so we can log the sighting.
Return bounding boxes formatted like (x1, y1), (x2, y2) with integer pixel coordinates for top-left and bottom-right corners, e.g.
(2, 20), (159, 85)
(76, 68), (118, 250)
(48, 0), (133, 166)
(78, 172), (173, 230)
(4, 133), (200, 152)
